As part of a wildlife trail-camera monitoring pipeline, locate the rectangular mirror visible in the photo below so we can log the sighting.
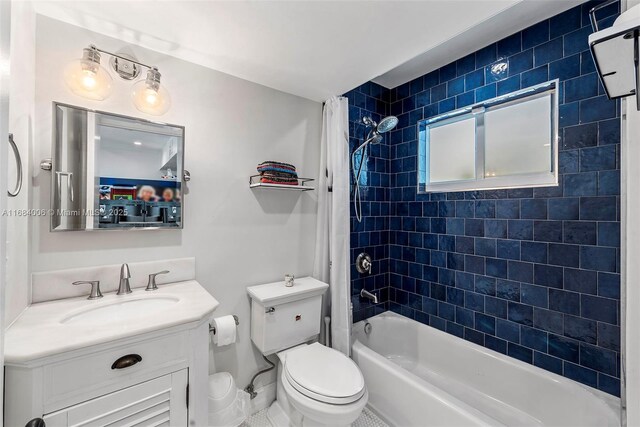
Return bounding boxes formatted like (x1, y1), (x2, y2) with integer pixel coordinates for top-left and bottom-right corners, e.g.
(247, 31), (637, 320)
(51, 103), (185, 231)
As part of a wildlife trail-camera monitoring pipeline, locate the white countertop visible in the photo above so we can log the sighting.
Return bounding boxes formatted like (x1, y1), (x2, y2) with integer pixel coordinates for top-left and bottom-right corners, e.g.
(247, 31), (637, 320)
(4, 280), (219, 364)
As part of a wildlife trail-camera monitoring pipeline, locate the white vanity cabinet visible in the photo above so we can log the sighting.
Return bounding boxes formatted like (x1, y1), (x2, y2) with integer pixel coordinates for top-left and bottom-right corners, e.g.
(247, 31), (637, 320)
(3, 280), (219, 427)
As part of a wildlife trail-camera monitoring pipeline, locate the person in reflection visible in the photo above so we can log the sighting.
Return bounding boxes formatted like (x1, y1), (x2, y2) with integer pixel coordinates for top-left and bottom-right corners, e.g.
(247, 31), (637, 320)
(137, 185), (158, 202)
(162, 188), (175, 202)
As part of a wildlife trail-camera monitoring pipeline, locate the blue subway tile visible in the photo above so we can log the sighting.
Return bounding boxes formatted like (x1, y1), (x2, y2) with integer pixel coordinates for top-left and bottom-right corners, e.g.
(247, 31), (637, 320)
(509, 220), (534, 240)
(508, 49), (534, 76)
(564, 221), (597, 245)
(534, 264), (563, 288)
(521, 199), (548, 219)
(476, 43), (498, 67)
(485, 296), (508, 319)
(599, 272), (620, 299)
(565, 73), (599, 103)
(598, 222), (620, 247)
(496, 318), (521, 343)
(475, 238), (496, 257)
(464, 328), (485, 346)
(598, 323), (621, 352)
(563, 123), (598, 149)
(521, 241), (548, 263)
(465, 291), (485, 312)
(599, 170), (620, 196)
(549, 289), (580, 315)
(508, 302), (534, 326)
(486, 258), (508, 279)
(580, 343), (617, 376)
(509, 261), (534, 283)
(580, 146), (617, 172)
(521, 65), (548, 87)
(497, 279), (521, 301)
(456, 306), (474, 327)
(534, 221), (563, 242)
(522, 20), (550, 49)
(564, 173), (597, 196)
(548, 243), (580, 267)
(475, 200), (496, 218)
(475, 276), (497, 296)
(580, 197), (617, 221)
(497, 199), (520, 219)
(580, 246), (617, 272)
(485, 219), (508, 238)
(485, 335), (508, 354)
(598, 374), (621, 397)
(582, 294), (618, 324)
(534, 38), (563, 66)
(521, 283), (548, 308)
(498, 33), (522, 57)
(475, 312), (496, 335)
(564, 314), (597, 344)
(549, 54), (581, 80)
(580, 96), (617, 123)
(475, 84), (497, 102)
(534, 308), (564, 334)
(465, 255), (485, 275)
(534, 352), (563, 375)
(497, 240), (520, 260)
(564, 363), (598, 388)
(550, 7), (582, 38)
(508, 342), (533, 363)
(565, 268), (598, 295)
(548, 198), (579, 220)
(549, 333), (579, 363)
(497, 75), (520, 96)
(521, 326), (548, 352)
(599, 118), (621, 146)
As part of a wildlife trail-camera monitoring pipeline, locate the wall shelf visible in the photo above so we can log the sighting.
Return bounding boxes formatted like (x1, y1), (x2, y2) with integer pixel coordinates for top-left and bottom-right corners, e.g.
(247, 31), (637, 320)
(249, 175), (314, 191)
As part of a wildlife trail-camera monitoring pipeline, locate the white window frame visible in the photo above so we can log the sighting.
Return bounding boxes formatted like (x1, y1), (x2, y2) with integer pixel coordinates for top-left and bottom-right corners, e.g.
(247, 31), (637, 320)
(417, 80), (559, 193)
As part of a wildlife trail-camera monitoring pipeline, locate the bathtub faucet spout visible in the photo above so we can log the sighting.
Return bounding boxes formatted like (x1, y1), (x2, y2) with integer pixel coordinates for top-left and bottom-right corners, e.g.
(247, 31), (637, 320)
(360, 289), (378, 304)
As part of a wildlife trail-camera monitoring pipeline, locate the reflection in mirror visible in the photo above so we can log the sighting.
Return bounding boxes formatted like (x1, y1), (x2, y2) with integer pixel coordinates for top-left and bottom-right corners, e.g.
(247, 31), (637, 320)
(52, 103), (184, 231)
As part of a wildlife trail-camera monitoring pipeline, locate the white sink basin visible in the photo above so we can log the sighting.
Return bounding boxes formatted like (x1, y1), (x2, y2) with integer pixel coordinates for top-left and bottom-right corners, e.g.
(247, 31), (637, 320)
(61, 296), (180, 325)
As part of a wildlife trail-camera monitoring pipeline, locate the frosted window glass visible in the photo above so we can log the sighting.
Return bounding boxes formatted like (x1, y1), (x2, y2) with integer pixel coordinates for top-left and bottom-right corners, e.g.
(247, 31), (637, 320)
(484, 95), (552, 177)
(429, 117), (476, 183)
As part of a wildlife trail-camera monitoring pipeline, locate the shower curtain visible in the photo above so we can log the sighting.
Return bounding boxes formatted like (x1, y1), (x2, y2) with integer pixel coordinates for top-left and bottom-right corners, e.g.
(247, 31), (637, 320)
(313, 96), (351, 356)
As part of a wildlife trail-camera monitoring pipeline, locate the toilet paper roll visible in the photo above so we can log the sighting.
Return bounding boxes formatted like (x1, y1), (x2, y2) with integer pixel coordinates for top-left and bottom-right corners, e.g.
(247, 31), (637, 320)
(213, 315), (237, 346)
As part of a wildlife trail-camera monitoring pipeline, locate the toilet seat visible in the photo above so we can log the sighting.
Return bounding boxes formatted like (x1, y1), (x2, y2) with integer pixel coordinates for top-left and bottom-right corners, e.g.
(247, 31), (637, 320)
(283, 343), (365, 405)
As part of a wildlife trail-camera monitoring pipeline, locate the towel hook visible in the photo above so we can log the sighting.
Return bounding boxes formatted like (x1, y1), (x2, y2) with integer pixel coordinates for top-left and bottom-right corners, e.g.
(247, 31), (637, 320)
(7, 134), (22, 197)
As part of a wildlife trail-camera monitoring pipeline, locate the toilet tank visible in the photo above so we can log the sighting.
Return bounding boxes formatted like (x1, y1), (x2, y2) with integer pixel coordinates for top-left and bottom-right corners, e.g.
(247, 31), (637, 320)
(247, 277), (329, 355)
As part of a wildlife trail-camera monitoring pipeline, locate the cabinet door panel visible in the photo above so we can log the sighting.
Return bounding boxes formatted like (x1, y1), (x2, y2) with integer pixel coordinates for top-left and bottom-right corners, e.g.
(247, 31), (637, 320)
(43, 370), (187, 427)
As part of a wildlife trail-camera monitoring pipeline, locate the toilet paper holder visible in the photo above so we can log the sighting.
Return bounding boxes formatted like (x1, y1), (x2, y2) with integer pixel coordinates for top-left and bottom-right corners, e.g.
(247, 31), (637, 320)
(209, 315), (239, 335)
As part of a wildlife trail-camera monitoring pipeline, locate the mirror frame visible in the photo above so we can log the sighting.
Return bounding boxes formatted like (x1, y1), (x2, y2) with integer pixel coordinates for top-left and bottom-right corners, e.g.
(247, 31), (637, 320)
(50, 102), (186, 232)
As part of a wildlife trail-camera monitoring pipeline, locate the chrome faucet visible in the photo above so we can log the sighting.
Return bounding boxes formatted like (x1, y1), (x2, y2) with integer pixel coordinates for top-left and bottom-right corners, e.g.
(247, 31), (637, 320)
(360, 289), (378, 304)
(117, 263), (132, 295)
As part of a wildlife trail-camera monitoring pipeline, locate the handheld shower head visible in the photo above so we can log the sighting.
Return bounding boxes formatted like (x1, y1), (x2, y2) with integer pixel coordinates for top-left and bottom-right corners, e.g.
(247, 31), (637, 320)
(376, 116), (399, 133)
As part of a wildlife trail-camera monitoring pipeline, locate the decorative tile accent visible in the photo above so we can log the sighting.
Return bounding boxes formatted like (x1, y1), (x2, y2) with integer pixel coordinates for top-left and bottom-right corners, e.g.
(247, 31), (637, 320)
(346, 0), (621, 397)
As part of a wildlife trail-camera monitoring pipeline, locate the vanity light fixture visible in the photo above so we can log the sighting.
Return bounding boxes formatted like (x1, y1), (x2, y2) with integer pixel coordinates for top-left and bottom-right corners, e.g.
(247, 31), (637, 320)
(64, 44), (171, 116)
(133, 141), (142, 146)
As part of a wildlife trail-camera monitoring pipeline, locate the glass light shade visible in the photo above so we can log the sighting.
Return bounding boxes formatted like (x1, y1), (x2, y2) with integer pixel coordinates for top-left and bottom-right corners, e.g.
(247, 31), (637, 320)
(132, 75), (171, 116)
(63, 54), (113, 101)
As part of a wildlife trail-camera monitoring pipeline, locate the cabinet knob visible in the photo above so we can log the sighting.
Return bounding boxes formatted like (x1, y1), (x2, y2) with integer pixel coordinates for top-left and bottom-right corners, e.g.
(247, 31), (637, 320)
(25, 418), (45, 427)
(111, 354), (142, 370)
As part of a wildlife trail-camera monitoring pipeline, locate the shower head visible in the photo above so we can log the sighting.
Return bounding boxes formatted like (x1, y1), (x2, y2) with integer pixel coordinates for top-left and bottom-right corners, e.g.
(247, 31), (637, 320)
(377, 116), (398, 133)
(369, 134), (383, 145)
(362, 115), (399, 135)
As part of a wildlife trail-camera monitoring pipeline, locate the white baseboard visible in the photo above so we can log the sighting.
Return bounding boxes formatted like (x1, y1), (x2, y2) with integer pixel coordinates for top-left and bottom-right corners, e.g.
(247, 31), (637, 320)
(247, 382), (276, 415)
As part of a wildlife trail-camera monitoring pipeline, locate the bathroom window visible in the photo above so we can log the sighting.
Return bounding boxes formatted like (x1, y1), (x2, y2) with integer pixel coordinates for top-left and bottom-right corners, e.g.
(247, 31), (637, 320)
(417, 80), (558, 193)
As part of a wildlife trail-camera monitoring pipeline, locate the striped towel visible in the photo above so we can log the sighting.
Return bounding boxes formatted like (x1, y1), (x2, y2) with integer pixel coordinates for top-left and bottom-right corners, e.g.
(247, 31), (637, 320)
(257, 161), (298, 181)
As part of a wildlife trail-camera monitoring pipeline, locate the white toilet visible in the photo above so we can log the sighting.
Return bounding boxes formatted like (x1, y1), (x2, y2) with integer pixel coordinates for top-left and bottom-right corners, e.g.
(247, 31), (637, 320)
(247, 277), (368, 427)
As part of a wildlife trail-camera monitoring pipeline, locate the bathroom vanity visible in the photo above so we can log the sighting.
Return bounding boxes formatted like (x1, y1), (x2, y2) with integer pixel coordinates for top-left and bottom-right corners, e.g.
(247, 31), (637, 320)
(4, 280), (218, 427)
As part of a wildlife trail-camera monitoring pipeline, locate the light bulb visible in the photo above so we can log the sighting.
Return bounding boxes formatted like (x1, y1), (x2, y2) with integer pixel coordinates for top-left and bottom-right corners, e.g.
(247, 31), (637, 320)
(132, 67), (171, 115)
(63, 46), (113, 101)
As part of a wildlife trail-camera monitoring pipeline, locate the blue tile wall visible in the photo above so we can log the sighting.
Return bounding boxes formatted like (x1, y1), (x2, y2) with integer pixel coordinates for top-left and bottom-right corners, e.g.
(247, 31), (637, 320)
(346, 0), (621, 397)
(344, 82), (391, 322)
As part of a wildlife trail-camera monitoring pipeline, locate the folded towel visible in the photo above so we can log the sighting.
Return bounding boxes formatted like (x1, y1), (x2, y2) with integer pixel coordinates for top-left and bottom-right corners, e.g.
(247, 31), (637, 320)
(257, 166), (298, 177)
(261, 178), (299, 185)
(258, 160), (296, 171)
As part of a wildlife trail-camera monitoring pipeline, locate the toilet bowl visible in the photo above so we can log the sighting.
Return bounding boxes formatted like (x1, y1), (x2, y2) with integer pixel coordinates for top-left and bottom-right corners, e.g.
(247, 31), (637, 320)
(267, 342), (368, 427)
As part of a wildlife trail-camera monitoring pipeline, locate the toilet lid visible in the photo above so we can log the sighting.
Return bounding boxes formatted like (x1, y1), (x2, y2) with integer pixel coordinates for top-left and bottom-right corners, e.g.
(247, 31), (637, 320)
(284, 343), (365, 404)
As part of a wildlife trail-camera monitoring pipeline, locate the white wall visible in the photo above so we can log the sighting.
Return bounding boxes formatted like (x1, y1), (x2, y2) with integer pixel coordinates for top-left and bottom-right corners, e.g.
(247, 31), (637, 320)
(98, 145), (165, 181)
(29, 15), (322, 390)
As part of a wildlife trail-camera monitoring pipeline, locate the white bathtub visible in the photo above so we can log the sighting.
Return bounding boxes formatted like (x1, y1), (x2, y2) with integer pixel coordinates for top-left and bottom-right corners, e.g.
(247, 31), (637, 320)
(352, 312), (620, 427)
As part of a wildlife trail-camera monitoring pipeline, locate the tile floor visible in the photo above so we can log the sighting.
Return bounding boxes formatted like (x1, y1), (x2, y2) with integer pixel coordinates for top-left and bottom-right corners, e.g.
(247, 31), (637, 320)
(242, 406), (388, 427)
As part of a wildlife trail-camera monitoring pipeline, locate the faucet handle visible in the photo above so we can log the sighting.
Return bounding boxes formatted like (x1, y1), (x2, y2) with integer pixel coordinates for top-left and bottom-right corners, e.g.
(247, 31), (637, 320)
(145, 270), (170, 291)
(73, 280), (103, 300)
